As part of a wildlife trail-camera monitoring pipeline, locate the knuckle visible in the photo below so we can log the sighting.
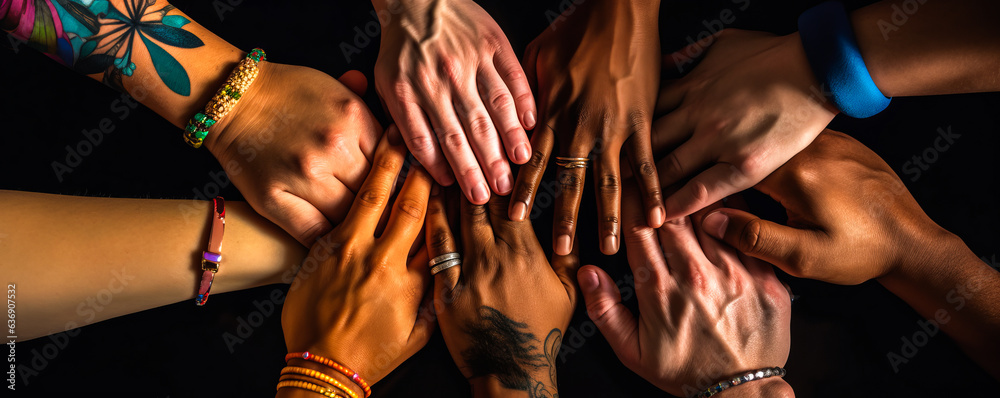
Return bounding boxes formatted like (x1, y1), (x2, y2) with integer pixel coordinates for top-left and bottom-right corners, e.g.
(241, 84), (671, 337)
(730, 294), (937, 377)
(638, 161), (657, 178)
(428, 229), (453, 251)
(527, 148), (548, 169)
(557, 214), (577, 232)
(558, 172), (583, 192)
(468, 115), (495, 140)
(598, 174), (620, 192)
(487, 89), (514, 111)
(394, 198), (425, 221)
(441, 130), (467, 151)
(739, 219), (766, 255)
(663, 152), (685, 178)
(357, 186), (390, 210)
(687, 181), (711, 205)
(407, 134), (437, 154)
(439, 57), (463, 84)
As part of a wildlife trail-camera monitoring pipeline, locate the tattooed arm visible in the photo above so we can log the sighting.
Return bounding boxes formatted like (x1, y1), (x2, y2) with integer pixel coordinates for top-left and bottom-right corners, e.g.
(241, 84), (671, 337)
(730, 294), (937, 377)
(1, 0), (384, 247)
(422, 188), (578, 397)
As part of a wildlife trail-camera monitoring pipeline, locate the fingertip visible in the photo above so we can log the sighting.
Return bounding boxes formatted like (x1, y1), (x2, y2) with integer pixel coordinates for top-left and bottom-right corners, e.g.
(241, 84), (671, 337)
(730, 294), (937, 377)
(555, 235), (572, 256)
(509, 201), (528, 222)
(648, 206), (666, 228)
(522, 110), (536, 130)
(702, 210), (729, 240)
(513, 142), (532, 165)
(578, 266), (600, 293)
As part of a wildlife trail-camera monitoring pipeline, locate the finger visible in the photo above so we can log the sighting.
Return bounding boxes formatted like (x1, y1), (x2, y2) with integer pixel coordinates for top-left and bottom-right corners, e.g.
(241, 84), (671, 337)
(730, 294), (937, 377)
(390, 97), (456, 186)
(625, 132), (665, 229)
(701, 208), (824, 279)
(690, 202), (744, 275)
(552, 158), (587, 257)
(650, 110), (692, 159)
(454, 85), (514, 196)
(494, 43), (536, 131)
(300, 176), (357, 226)
(426, 98), (492, 204)
(577, 265), (640, 369)
(657, 215), (716, 282)
(508, 122), (555, 222)
(551, 246), (581, 308)
(594, 144), (623, 255)
(478, 66), (531, 165)
(655, 132), (711, 193)
(663, 162), (755, 220)
(405, 261), (436, 361)
(659, 31), (720, 80)
(265, 190), (333, 246)
(621, 182), (670, 281)
(461, 195), (493, 252)
(425, 185), (461, 291)
(380, 166), (433, 258)
(337, 70), (368, 96)
(341, 133), (407, 235)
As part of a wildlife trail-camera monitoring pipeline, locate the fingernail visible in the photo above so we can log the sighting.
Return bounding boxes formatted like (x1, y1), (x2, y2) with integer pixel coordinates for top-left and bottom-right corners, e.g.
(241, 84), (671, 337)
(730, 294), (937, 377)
(511, 201), (528, 221)
(555, 235), (572, 256)
(649, 207), (665, 228)
(472, 183), (490, 203)
(602, 234), (619, 254)
(497, 173), (513, 195)
(703, 212), (729, 240)
(514, 143), (531, 164)
(579, 270), (599, 292)
(523, 111), (536, 129)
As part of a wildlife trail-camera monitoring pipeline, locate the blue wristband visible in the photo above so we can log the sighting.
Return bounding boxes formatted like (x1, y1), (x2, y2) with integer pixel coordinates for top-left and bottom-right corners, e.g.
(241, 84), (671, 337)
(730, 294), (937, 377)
(798, 1), (890, 118)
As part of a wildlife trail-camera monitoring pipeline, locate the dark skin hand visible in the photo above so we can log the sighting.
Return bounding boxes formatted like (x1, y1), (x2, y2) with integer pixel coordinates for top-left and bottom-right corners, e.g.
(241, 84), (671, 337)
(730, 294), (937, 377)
(424, 188), (579, 397)
(510, 0), (665, 256)
(697, 130), (1000, 379)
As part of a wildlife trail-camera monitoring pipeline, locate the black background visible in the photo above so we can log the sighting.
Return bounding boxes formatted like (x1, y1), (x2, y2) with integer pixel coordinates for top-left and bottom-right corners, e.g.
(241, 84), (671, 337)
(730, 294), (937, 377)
(1, 0), (998, 396)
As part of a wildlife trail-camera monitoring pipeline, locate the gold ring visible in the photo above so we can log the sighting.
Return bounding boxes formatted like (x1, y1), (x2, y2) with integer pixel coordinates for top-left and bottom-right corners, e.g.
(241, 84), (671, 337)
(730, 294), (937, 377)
(554, 156), (590, 169)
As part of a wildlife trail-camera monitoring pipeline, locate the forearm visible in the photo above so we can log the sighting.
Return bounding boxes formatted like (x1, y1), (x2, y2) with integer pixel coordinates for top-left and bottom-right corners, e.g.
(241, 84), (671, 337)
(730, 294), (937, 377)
(850, 0), (1000, 96)
(878, 232), (1000, 378)
(470, 375), (558, 398)
(0, 190), (306, 341)
(1, 0), (244, 128)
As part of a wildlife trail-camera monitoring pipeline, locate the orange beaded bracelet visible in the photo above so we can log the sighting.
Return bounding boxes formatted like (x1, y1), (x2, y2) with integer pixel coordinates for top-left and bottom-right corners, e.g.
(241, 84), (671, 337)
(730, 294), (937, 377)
(281, 366), (359, 398)
(276, 379), (347, 398)
(285, 352), (371, 397)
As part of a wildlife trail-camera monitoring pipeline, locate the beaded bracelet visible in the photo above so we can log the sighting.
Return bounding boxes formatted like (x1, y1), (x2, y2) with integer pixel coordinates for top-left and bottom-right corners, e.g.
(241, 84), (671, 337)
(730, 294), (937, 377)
(281, 366), (359, 398)
(276, 379), (348, 398)
(286, 352), (372, 397)
(694, 367), (786, 398)
(183, 48), (266, 148)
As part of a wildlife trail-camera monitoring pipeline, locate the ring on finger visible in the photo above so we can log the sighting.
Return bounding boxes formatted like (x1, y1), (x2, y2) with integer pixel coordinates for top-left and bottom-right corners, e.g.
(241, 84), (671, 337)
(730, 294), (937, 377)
(430, 258), (462, 276)
(554, 156), (590, 169)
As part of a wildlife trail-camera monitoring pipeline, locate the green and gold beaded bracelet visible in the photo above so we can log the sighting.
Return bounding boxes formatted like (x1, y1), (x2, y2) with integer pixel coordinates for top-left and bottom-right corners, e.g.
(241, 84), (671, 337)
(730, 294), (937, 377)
(183, 48), (266, 148)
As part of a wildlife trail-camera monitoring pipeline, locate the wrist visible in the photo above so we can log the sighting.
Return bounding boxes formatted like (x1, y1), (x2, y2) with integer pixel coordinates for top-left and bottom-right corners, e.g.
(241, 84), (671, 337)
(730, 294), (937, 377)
(779, 32), (841, 116)
(878, 226), (972, 286)
(469, 375), (557, 398)
(717, 377), (795, 398)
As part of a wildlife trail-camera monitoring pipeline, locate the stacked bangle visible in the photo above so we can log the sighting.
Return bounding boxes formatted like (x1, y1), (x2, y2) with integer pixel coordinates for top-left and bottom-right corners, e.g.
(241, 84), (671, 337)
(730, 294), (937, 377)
(694, 367), (786, 398)
(195, 197), (225, 306)
(285, 352), (371, 398)
(276, 379), (348, 398)
(183, 48), (266, 148)
(280, 367), (359, 398)
(798, 2), (890, 118)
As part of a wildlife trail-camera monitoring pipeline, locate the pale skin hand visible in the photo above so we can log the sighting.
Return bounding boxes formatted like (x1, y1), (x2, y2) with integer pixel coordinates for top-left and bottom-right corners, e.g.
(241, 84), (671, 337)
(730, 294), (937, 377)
(206, 66), (381, 247)
(655, 0), (1000, 221)
(279, 131), (436, 398)
(699, 130), (1000, 379)
(372, 0), (536, 204)
(579, 184), (792, 397)
(510, 0), (665, 257)
(423, 188), (578, 397)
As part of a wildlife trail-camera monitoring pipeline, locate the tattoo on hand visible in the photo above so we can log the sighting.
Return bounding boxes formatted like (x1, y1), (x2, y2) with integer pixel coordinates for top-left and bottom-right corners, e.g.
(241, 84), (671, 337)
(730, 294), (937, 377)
(461, 306), (562, 398)
(1, 0), (204, 95)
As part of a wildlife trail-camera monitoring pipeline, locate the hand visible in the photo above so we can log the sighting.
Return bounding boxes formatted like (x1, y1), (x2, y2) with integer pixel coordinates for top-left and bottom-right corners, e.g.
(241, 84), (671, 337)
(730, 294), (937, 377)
(655, 29), (838, 220)
(698, 130), (953, 285)
(511, 0), (665, 256)
(579, 184), (792, 396)
(206, 63), (382, 246)
(280, 131), (435, 389)
(423, 188), (578, 396)
(374, 0), (536, 204)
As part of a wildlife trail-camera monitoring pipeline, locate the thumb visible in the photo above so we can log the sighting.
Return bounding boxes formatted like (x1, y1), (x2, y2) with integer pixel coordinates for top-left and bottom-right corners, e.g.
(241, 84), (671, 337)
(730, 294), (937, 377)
(338, 70), (368, 96)
(578, 265), (639, 366)
(701, 209), (819, 276)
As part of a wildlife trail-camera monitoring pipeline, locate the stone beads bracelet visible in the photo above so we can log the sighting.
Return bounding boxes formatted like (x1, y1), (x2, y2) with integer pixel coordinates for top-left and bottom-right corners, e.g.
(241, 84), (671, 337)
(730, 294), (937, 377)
(183, 48), (266, 148)
(694, 367), (786, 398)
(286, 351), (372, 398)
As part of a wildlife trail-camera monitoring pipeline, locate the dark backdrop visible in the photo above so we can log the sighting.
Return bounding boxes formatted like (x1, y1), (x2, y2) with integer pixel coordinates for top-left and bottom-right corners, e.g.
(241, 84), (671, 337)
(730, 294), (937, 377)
(2, 0), (998, 396)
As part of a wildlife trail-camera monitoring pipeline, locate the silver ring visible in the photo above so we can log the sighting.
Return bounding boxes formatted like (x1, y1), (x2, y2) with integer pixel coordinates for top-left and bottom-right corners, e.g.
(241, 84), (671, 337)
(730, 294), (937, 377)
(429, 252), (460, 268)
(430, 258), (461, 275)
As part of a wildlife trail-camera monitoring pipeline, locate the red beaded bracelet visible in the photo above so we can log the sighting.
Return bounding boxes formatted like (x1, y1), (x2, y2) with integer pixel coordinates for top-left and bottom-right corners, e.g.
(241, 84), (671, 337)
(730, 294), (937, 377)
(285, 352), (371, 397)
